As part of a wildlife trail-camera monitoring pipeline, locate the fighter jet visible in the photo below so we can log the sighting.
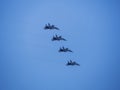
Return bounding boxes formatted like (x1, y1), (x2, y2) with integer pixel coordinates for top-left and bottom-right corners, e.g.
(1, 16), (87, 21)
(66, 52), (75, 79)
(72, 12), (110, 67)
(52, 34), (67, 41)
(66, 60), (80, 66)
(44, 23), (59, 30)
(59, 46), (73, 52)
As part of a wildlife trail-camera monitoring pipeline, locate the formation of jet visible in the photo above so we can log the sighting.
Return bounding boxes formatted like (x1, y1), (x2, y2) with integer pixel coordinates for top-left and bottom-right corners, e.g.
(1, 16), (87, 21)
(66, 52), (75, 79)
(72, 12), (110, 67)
(59, 46), (73, 52)
(66, 60), (80, 66)
(44, 23), (59, 30)
(52, 35), (66, 41)
(43, 23), (80, 67)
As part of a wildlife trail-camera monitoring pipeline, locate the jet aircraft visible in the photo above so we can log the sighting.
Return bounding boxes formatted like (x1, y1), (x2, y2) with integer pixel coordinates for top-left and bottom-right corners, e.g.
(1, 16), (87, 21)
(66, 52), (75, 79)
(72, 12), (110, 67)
(44, 23), (59, 30)
(52, 35), (66, 41)
(59, 46), (73, 52)
(66, 60), (80, 66)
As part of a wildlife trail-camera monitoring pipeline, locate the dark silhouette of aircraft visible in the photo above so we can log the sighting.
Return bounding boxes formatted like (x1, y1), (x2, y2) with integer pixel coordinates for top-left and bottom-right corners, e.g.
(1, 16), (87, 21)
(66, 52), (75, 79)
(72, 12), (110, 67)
(44, 23), (59, 30)
(66, 60), (80, 66)
(52, 34), (66, 41)
(59, 46), (73, 52)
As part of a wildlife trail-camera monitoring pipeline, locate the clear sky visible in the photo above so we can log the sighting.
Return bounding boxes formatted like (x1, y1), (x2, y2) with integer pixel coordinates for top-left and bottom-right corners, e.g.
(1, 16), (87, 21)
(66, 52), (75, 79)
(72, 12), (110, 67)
(0, 0), (120, 90)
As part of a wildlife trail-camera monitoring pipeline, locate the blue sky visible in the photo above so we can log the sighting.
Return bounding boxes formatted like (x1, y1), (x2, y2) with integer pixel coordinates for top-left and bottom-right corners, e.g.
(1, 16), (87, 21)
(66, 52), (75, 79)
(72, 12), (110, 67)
(0, 0), (120, 90)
